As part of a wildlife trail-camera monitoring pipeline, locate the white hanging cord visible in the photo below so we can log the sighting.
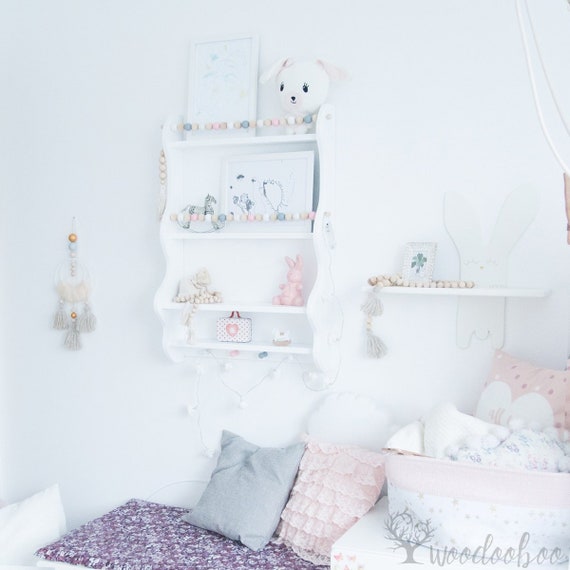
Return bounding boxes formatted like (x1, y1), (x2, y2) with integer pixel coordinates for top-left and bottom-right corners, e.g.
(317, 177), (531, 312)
(206, 350), (291, 405)
(145, 479), (208, 502)
(187, 363), (215, 456)
(524, 0), (570, 138)
(515, 0), (570, 174)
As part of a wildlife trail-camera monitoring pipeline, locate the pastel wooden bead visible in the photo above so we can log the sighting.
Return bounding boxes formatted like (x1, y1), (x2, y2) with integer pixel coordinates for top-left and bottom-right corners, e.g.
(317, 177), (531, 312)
(257, 119), (264, 128)
(234, 121), (241, 129)
(227, 214), (234, 222)
(198, 214), (205, 221)
(212, 122), (220, 130)
(287, 116), (296, 126)
(300, 212), (309, 220)
(270, 214), (277, 221)
(264, 118), (272, 127)
(240, 213), (248, 222)
(248, 214), (255, 221)
(272, 118), (280, 126)
(308, 211), (316, 220)
(255, 214), (263, 221)
(285, 212), (292, 221)
(295, 116), (304, 124)
(190, 213), (198, 221)
(68, 233), (77, 243)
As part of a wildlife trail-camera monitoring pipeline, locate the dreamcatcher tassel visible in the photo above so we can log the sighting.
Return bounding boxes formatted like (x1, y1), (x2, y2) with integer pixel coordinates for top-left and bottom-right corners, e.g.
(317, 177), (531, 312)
(53, 300), (70, 330)
(78, 304), (97, 333)
(360, 285), (384, 317)
(64, 320), (82, 350)
(366, 329), (388, 359)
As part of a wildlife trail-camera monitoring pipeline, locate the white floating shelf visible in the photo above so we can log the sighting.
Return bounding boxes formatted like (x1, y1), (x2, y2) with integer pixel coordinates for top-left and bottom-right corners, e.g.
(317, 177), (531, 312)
(377, 286), (550, 298)
(170, 133), (317, 149)
(162, 302), (307, 314)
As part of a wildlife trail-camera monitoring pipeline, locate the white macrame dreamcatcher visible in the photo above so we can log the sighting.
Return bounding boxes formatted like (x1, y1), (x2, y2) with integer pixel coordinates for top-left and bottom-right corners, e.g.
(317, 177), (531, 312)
(52, 222), (96, 350)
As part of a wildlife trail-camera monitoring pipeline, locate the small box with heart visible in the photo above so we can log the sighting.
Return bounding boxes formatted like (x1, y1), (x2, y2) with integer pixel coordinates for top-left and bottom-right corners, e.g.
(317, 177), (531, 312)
(216, 312), (252, 343)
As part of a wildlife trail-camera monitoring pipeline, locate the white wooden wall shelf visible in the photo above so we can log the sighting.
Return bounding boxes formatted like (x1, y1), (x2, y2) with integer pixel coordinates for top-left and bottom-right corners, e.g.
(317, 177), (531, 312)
(155, 104), (341, 383)
(374, 285), (549, 349)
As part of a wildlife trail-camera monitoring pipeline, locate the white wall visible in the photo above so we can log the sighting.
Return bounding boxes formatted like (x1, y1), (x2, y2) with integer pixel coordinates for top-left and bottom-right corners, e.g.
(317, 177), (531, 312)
(1, 0), (569, 527)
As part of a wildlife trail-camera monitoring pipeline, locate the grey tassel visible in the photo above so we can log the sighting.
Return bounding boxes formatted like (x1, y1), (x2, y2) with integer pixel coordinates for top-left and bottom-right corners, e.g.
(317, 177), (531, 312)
(78, 304), (97, 333)
(366, 330), (388, 359)
(53, 300), (70, 330)
(64, 320), (82, 350)
(361, 285), (384, 317)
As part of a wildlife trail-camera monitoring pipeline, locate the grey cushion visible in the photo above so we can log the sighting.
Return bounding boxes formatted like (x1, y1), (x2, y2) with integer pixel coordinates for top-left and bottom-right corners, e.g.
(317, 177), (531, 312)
(183, 431), (305, 550)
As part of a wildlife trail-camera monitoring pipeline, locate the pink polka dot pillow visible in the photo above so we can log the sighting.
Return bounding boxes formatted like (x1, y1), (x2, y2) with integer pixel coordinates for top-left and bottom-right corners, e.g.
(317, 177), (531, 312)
(475, 350), (569, 431)
(272, 437), (385, 565)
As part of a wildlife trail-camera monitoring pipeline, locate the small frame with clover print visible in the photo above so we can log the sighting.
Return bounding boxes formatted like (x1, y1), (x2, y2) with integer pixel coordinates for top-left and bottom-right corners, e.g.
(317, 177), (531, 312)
(402, 242), (437, 283)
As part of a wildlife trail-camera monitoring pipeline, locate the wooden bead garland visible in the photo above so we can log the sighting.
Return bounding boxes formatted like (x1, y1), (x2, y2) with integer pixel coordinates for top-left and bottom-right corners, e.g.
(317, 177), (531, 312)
(361, 275), (476, 359)
(174, 113), (318, 134)
(170, 210), (316, 224)
(368, 274), (475, 289)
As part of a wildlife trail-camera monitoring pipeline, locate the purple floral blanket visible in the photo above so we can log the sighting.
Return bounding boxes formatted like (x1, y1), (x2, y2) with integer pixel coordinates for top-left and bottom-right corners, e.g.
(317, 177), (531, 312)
(36, 498), (328, 570)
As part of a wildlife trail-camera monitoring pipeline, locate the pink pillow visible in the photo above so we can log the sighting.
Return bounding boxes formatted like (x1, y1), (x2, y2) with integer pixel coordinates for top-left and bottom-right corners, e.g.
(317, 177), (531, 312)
(272, 437), (385, 565)
(475, 350), (569, 431)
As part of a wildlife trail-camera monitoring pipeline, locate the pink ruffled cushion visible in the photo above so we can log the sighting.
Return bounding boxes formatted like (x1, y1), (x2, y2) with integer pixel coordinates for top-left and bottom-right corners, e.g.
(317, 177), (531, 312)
(272, 437), (385, 565)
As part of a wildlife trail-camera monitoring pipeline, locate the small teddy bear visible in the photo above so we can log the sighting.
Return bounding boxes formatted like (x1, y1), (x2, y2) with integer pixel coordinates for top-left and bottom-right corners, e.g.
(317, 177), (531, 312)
(260, 58), (347, 134)
(273, 254), (304, 306)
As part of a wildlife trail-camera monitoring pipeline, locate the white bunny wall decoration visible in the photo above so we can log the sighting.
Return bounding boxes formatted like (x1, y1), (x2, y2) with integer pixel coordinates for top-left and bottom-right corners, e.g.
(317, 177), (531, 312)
(444, 185), (540, 348)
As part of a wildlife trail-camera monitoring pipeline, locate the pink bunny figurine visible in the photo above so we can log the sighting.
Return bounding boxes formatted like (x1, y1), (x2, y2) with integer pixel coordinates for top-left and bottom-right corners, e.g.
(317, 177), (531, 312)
(273, 255), (304, 306)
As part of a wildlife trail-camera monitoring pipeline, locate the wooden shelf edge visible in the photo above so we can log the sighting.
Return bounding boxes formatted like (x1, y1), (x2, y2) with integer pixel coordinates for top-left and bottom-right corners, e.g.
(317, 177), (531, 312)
(159, 302), (307, 314)
(367, 286), (550, 298)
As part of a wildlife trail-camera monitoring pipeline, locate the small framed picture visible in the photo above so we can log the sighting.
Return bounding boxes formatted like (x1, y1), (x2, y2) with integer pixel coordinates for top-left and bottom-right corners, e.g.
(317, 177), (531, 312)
(222, 151), (315, 218)
(187, 34), (259, 131)
(402, 242), (437, 283)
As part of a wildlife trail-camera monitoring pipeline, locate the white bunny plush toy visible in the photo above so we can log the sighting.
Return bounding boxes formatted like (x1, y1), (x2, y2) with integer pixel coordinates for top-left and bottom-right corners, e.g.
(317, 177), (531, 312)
(259, 57), (347, 134)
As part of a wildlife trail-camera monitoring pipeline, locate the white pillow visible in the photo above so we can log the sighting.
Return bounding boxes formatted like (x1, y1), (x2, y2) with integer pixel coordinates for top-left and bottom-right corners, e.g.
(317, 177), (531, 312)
(0, 484), (67, 564)
(423, 402), (497, 458)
